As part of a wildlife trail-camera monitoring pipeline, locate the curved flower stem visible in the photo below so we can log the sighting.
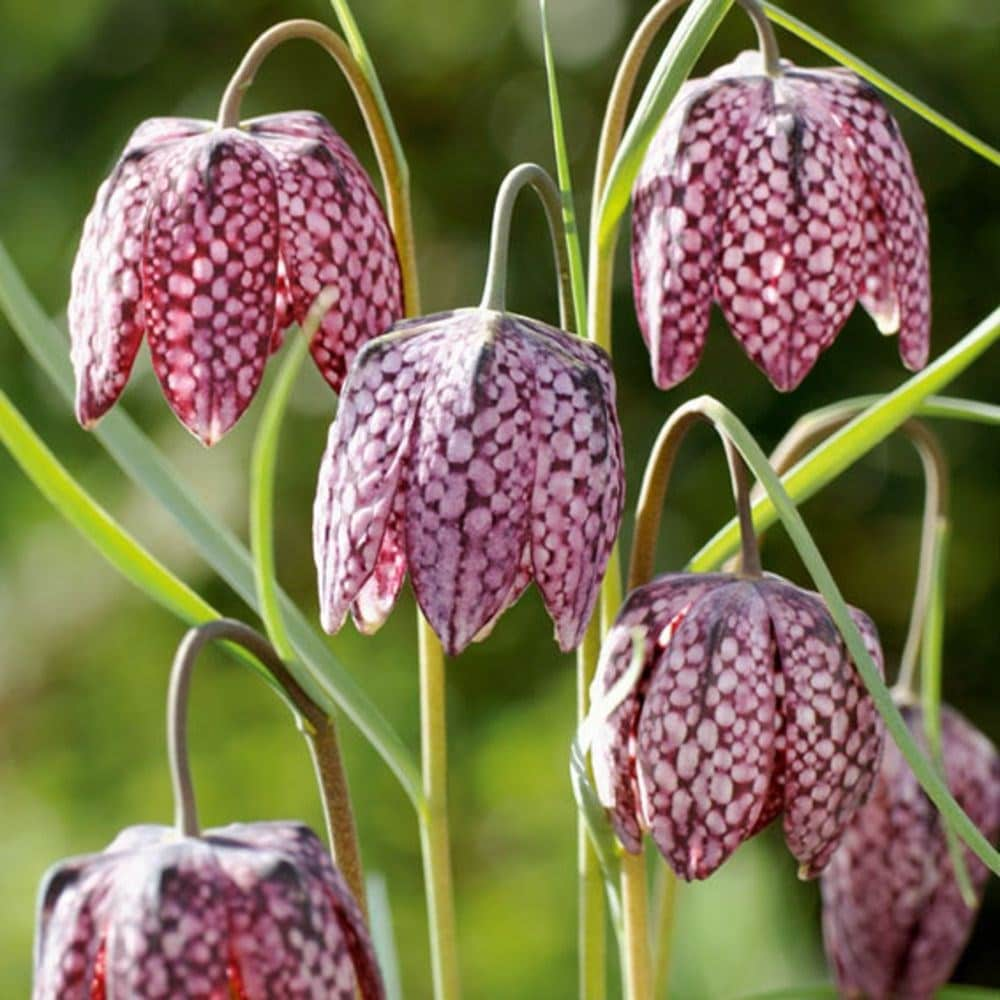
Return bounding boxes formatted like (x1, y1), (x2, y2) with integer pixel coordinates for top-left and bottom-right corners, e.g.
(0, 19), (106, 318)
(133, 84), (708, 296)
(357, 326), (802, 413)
(736, 0), (782, 77)
(417, 623), (462, 1000)
(763, 407), (949, 696)
(216, 18), (420, 309)
(167, 618), (368, 911)
(480, 163), (576, 329)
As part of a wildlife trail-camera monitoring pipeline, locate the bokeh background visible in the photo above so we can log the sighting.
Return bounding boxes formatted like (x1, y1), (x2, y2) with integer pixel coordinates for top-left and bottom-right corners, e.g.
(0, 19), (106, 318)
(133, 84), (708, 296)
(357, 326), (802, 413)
(1, 0), (998, 995)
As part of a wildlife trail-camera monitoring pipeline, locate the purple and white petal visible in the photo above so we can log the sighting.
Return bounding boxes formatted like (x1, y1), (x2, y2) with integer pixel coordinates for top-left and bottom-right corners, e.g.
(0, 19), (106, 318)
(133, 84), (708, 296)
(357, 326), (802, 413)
(140, 130), (281, 444)
(637, 581), (778, 879)
(762, 582), (884, 876)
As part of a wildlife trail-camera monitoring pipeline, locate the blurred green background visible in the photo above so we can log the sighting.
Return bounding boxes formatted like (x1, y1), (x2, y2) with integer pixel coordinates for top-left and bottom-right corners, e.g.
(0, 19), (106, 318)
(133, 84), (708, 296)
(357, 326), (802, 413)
(1, 0), (998, 996)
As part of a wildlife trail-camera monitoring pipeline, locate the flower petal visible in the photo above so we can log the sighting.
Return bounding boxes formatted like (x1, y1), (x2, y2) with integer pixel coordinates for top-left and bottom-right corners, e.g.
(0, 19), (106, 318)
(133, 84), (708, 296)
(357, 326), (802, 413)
(591, 574), (730, 853)
(33, 861), (109, 1000)
(714, 81), (866, 391)
(797, 69), (930, 369)
(250, 113), (403, 392)
(68, 118), (204, 426)
(637, 581), (778, 879)
(761, 581), (884, 877)
(404, 313), (535, 655)
(519, 320), (624, 651)
(222, 822), (384, 1000)
(140, 130), (280, 444)
(103, 840), (232, 998)
(631, 79), (759, 389)
(314, 321), (439, 635)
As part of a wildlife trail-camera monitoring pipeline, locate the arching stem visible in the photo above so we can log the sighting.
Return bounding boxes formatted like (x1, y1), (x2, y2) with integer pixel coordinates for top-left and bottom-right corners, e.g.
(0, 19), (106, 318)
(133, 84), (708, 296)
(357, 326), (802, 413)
(167, 618), (367, 912)
(764, 409), (949, 697)
(216, 18), (419, 311)
(736, 0), (782, 77)
(480, 162), (576, 329)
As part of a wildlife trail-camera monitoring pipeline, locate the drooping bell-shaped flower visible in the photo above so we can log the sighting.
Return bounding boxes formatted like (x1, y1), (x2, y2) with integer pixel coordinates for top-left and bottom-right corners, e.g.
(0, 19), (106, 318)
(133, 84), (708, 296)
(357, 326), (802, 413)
(313, 307), (625, 656)
(590, 571), (885, 880)
(631, 51), (930, 392)
(70, 111), (402, 444)
(33, 820), (385, 999)
(821, 702), (1000, 1000)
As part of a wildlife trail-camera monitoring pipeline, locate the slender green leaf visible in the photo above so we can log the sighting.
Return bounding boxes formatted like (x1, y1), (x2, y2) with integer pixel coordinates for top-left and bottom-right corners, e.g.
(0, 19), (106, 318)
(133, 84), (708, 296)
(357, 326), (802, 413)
(700, 398), (1000, 875)
(597, 0), (734, 248)
(763, 3), (1000, 168)
(690, 305), (1000, 573)
(0, 238), (424, 810)
(920, 520), (977, 907)
(738, 988), (1000, 1000)
(538, 0), (588, 336)
(799, 395), (1000, 429)
(367, 872), (405, 1000)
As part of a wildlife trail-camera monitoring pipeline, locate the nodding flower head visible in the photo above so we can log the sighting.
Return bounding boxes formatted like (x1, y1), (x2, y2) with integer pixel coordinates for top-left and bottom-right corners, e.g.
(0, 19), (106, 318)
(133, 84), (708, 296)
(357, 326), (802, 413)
(33, 821), (384, 1000)
(821, 702), (1000, 1000)
(70, 111), (402, 444)
(631, 51), (930, 392)
(590, 571), (885, 880)
(313, 307), (625, 656)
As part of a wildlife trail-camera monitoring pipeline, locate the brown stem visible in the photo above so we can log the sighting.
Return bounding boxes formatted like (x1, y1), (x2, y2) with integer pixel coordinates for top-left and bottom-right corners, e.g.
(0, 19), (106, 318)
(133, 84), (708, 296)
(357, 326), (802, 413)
(168, 618), (367, 916)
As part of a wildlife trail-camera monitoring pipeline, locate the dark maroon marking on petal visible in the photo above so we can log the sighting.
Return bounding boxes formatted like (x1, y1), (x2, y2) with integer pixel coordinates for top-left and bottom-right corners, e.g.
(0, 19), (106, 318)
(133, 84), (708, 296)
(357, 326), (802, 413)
(591, 574), (732, 853)
(637, 581), (778, 879)
(759, 579), (884, 877)
(140, 129), (281, 445)
(251, 113), (403, 393)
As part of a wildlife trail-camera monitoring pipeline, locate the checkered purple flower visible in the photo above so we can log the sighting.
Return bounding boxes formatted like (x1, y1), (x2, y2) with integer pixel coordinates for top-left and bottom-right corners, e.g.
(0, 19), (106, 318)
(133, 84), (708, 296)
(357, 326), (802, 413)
(313, 307), (624, 656)
(822, 703), (1000, 1000)
(631, 51), (930, 392)
(590, 571), (884, 880)
(70, 112), (402, 445)
(33, 821), (384, 1000)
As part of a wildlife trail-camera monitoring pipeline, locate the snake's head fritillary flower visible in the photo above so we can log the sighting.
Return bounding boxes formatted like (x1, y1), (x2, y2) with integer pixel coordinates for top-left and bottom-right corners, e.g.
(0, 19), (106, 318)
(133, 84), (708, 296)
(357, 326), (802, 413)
(821, 702), (1000, 1000)
(33, 820), (384, 1000)
(590, 571), (884, 880)
(70, 111), (402, 444)
(631, 51), (930, 392)
(313, 307), (624, 656)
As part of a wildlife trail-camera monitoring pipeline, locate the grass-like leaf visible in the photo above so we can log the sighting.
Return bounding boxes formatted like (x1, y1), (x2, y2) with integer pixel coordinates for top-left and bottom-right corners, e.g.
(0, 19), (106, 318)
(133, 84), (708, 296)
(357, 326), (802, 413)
(763, 3), (1000, 168)
(538, 0), (588, 336)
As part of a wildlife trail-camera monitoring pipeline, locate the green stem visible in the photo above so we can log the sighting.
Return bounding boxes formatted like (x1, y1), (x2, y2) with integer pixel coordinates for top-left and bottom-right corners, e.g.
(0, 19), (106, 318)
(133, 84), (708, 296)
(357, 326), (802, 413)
(762, 3), (1000, 168)
(480, 163), (575, 330)
(689, 304), (1000, 574)
(577, 615), (606, 1000)
(650, 861), (678, 998)
(685, 396), (1000, 876)
(620, 851), (653, 1000)
(418, 619), (462, 1000)
(167, 619), (368, 910)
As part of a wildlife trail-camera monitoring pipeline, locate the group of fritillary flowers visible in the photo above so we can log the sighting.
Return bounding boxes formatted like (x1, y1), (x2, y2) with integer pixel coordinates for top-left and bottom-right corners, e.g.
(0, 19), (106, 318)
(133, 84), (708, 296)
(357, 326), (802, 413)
(32, 5), (999, 999)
